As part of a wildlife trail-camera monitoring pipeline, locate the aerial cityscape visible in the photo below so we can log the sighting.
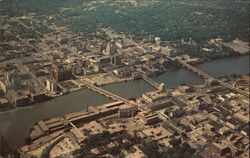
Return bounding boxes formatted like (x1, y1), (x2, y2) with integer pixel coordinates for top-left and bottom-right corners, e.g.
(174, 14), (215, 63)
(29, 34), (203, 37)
(0, 0), (249, 158)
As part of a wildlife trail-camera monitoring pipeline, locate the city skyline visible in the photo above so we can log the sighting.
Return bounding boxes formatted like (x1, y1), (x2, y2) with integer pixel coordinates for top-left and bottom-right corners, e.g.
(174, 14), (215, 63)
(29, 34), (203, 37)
(0, 0), (249, 158)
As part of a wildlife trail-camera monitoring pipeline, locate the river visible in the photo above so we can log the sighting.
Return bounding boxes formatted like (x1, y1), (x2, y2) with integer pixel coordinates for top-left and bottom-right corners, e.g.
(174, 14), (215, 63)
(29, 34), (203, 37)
(0, 55), (249, 149)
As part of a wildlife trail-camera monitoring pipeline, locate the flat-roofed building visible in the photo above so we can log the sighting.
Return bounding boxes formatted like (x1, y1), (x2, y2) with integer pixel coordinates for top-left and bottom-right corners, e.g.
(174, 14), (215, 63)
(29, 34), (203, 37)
(178, 84), (194, 93)
(142, 90), (169, 102)
(139, 112), (161, 125)
(29, 117), (65, 140)
(141, 126), (174, 141)
(210, 142), (231, 157)
(106, 122), (125, 135)
(118, 102), (138, 118)
(149, 100), (175, 111)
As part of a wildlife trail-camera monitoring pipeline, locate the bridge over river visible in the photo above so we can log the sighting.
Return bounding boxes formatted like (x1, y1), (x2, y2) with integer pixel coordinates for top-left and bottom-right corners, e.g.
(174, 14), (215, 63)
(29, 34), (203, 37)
(177, 58), (249, 97)
(80, 78), (127, 102)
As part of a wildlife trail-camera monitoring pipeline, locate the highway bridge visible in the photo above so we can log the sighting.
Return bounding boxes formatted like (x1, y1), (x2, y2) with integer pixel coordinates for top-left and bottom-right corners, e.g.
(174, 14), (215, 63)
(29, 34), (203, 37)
(177, 59), (249, 97)
(81, 79), (127, 102)
(178, 59), (214, 80)
(139, 73), (165, 91)
(141, 74), (160, 89)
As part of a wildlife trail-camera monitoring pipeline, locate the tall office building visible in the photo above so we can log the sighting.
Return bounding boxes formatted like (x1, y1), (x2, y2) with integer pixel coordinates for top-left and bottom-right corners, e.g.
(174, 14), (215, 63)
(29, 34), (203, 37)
(155, 37), (161, 46)
(52, 65), (73, 82)
(105, 41), (117, 56)
(98, 43), (105, 53)
(0, 81), (6, 94)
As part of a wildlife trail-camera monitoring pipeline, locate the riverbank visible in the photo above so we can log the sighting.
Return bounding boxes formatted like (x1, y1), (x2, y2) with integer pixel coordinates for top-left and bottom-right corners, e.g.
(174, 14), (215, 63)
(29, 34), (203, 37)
(0, 54), (248, 113)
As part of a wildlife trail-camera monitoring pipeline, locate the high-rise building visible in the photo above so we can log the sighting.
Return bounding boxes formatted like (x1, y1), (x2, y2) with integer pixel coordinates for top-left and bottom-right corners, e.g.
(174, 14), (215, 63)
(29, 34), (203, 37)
(11, 73), (21, 90)
(0, 81), (6, 95)
(45, 79), (57, 92)
(53, 65), (73, 82)
(98, 44), (105, 53)
(104, 41), (117, 56)
(155, 37), (161, 46)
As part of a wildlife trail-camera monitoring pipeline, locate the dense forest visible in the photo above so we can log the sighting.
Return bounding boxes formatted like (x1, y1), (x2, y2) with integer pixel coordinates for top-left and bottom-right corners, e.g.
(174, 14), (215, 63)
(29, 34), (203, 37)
(0, 0), (249, 41)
